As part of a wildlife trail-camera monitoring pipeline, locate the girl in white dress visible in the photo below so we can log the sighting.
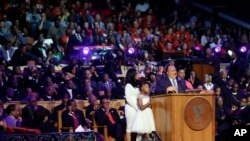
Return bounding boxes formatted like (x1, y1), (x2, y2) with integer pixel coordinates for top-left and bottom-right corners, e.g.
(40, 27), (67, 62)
(132, 81), (156, 139)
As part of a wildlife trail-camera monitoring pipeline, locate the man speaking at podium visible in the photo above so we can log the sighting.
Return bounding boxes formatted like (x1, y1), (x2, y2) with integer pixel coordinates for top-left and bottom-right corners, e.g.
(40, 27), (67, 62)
(155, 65), (187, 94)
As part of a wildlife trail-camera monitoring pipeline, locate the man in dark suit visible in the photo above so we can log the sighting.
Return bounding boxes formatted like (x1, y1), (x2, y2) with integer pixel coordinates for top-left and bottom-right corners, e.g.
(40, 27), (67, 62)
(85, 95), (99, 122)
(41, 85), (56, 101)
(0, 40), (16, 63)
(60, 80), (81, 99)
(66, 25), (91, 57)
(52, 94), (69, 124)
(228, 50), (247, 82)
(21, 96), (45, 128)
(95, 97), (124, 141)
(155, 65), (186, 94)
(97, 73), (116, 99)
(52, 93), (70, 125)
(62, 99), (87, 131)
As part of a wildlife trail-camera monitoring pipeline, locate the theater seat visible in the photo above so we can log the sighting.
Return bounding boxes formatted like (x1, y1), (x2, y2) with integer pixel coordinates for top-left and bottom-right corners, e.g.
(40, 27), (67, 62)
(57, 110), (74, 133)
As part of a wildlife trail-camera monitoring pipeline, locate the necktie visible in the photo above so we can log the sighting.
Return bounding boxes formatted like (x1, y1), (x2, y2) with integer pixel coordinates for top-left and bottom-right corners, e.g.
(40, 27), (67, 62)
(172, 79), (178, 92)
(6, 50), (10, 61)
(77, 34), (82, 42)
(71, 112), (80, 129)
(107, 111), (115, 125)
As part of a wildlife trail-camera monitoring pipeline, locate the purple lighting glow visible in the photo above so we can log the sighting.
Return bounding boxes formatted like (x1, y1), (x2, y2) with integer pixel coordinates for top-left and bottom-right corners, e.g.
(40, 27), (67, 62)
(240, 46), (247, 53)
(83, 47), (90, 55)
(128, 47), (135, 54)
(214, 46), (221, 53)
(194, 46), (201, 51)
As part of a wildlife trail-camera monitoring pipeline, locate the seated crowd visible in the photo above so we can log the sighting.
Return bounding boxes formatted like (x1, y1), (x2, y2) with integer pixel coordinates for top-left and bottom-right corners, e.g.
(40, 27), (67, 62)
(0, 0), (249, 140)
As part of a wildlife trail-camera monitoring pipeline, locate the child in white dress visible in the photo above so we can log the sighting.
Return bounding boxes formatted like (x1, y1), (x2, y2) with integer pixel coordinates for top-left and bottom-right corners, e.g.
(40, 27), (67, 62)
(131, 81), (156, 139)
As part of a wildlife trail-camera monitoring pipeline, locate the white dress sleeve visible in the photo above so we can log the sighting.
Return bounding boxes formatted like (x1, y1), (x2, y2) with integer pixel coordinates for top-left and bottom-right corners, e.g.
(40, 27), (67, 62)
(125, 84), (139, 110)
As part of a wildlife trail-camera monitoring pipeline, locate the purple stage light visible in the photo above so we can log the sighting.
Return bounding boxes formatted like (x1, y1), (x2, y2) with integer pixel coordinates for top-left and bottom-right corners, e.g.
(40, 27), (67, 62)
(128, 47), (135, 54)
(239, 46), (247, 53)
(214, 46), (221, 53)
(83, 47), (90, 55)
(227, 50), (233, 56)
(194, 46), (201, 51)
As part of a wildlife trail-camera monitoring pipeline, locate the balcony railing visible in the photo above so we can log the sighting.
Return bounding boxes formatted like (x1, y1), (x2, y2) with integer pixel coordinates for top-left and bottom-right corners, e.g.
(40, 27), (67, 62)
(5, 131), (96, 141)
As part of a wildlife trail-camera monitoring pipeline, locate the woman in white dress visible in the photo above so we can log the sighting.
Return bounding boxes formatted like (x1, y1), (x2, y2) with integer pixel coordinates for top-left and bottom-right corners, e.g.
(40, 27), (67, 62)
(125, 68), (140, 141)
(132, 81), (156, 139)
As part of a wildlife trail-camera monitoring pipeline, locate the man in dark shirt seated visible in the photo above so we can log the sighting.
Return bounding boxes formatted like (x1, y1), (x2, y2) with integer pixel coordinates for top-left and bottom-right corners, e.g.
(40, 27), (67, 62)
(85, 94), (99, 124)
(95, 97), (124, 141)
(61, 99), (87, 132)
(52, 93), (70, 126)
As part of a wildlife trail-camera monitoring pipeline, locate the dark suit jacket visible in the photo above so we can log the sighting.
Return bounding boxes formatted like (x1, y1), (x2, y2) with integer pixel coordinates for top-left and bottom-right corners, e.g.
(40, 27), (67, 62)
(155, 76), (186, 94)
(61, 109), (86, 129)
(230, 106), (250, 125)
(11, 49), (31, 66)
(95, 108), (121, 127)
(85, 105), (95, 121)
(41, 95), (56, 101)
(94, 107), (123, 138)
(0, 47), (15, 61)
(66, 34), (90, 55)
(60, 88), (81, 99)
(52, 103), (66, 122)
(21, 105), (44, 128)
(228, 58), (247, 81)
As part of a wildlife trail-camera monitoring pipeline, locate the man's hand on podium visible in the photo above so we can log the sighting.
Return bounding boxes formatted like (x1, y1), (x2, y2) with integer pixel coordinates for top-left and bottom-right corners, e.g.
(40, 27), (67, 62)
(166, 86), (177, 94)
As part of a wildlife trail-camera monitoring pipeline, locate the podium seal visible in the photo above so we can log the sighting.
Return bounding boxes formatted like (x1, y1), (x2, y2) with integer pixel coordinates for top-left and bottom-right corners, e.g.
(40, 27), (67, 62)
(184, 97), (213, 131)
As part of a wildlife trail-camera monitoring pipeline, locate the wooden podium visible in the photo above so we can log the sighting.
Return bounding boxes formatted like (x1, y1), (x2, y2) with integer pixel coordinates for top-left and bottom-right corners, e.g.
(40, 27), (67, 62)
(152, 93), (215, 141)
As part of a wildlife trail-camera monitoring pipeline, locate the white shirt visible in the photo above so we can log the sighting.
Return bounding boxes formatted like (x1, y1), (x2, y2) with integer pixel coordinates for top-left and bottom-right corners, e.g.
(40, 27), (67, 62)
(67, 88), (73, 99)
(6, 50), (11, 61)
(169, 77), (178, 92)
(76, 34), (82, 42)
(204, 82), (214, 90)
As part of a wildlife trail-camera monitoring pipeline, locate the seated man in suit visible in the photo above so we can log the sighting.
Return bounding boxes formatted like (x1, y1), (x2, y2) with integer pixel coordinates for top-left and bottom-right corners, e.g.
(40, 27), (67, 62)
(62, 99), (87, 131)
(85, 94), (99, 124)
(52, 93), (70, 126)
(95, 97), (124, 141)
(155, 64), (186, 94)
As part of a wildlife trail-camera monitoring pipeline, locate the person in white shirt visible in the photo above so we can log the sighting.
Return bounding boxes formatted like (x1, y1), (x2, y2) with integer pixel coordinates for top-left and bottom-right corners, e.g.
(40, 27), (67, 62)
(203, 74), (214, 91)
(125, 68), (140, 141)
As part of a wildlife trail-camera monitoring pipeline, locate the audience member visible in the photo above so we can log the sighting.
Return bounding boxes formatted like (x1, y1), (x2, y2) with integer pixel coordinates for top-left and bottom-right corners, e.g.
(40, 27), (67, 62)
(155, 65), (186, 94)
(4, 104), (22, 127)
(95, 97), (124, 141)
(21, 96), (45, 128)
(61, 99), (87, 131)
(124, 68), (140, 141)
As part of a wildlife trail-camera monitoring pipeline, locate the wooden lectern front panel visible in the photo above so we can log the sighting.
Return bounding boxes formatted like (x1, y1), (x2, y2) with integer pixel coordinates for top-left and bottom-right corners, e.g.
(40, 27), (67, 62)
(152, 94), (215, 141)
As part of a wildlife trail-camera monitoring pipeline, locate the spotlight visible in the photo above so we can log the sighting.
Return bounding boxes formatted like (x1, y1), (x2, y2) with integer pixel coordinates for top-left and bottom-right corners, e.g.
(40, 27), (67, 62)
(227, 50), (233, 56)
(194, 45), (201, 51)
(82, 47), (90, 55)
(214, 46), (221, 53)
(239, 46), (247, 53)
(128, 47), (135, 54)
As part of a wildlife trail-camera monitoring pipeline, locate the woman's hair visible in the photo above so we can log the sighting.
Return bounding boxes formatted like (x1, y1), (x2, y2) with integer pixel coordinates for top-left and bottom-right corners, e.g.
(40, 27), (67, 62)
(125, 68), (138, 88)
(5, 104), (16, 115)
